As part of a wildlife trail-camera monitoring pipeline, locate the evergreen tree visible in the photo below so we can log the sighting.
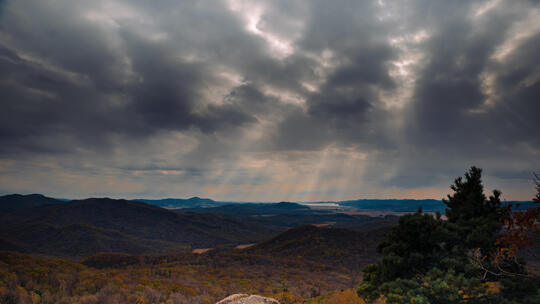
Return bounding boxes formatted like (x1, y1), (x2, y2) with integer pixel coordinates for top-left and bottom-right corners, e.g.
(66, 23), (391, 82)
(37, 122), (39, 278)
(357, 210), (458, 302)
(357, 209), (484, 303)
(358, 167), (539, 303)
(444, 166), (506, 257)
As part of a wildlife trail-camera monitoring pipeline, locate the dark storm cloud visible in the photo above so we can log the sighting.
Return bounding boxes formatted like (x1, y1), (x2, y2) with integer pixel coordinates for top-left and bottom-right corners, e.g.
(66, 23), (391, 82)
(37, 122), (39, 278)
(0, 0), (258, 155)
(488, 31), (540, 147)
(0, 0), (539, 199)
(350, 0), (540, 190)
(267, 0), (399, 151)
(406, 1), (521, 149)
(379, 0), (540, 191)
(1, 0), (397, 155)
(122, 33), (256, 134)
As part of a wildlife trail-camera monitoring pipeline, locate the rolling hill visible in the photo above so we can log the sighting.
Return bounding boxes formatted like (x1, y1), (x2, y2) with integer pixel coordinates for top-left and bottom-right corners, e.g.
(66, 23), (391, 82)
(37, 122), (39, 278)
(245, 225), (390, 270)
(181, 201), (322, 215)
(336, 199), (536, 213)
(337, 199), (445, 212)
(249, 213), (398, 231)
(134, 196), (221, 209)
(0, 198), (281, 256)
(0, 193), (64, 212)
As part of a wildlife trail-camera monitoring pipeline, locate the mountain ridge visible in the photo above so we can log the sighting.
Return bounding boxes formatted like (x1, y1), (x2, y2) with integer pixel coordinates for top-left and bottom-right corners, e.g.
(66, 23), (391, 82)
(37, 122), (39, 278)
(0, 198), (281, 256)
(245, 225), (389, 270)
(0, 193), (65, 212)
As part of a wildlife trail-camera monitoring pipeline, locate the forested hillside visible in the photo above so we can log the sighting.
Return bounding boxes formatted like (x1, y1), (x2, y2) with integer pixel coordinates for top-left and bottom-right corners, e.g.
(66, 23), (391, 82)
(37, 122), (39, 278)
(0, 198), (281, 256)
(247, 225), (388, 270)
(0, 194), (64, 212)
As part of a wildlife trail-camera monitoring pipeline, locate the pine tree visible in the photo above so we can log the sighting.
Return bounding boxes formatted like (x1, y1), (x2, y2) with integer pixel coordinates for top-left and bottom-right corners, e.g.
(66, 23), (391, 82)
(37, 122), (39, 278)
(443, 166), (506, 257)
(357, 210), (455, 302)
(357, 167), (539, 303)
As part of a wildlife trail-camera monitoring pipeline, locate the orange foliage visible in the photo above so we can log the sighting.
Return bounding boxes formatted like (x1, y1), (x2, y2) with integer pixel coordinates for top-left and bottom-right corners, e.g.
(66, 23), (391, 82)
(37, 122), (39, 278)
(306, 289), (366, 304)
(496, 173), (540, 264)
(0, 250), (358, 304)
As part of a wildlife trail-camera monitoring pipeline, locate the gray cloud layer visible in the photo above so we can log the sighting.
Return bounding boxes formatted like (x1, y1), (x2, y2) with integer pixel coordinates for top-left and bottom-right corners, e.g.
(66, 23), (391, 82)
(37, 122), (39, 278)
(0, 0), (539, 200)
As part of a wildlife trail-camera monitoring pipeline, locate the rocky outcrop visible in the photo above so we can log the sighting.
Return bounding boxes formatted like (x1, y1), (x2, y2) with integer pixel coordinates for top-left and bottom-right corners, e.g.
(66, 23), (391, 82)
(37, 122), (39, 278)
(216, 294), (280, 304)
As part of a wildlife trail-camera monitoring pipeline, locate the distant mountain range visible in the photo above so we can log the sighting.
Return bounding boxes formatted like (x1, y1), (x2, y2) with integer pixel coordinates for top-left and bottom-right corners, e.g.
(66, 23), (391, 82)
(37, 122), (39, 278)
(0, 194), (399, 257)
(2, 193), (533, 213)
(335, 198), (535, 212)
(0, 197), (281, 256)
(133, 196), (222, 208)
(0, 193), (65, 211)
(0, 193), (534, 258)
(337, 199), (445, 212)
(136, 197), (535, 213)
(181, 201), (321, 215)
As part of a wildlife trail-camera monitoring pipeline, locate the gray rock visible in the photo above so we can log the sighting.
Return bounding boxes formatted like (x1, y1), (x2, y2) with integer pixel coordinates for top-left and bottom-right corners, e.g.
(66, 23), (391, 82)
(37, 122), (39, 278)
(216, 294), (280, 304)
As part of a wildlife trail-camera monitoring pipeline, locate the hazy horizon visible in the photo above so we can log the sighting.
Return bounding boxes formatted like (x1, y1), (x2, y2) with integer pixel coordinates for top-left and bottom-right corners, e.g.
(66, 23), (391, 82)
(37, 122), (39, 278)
(0, 191), (535, 203)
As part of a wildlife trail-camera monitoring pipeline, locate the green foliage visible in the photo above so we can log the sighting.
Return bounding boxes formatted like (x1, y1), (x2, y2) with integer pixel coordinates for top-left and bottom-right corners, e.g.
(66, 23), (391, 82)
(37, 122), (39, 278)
(377, 268), (496, 304)
(444, 166), (507, 256)
(499, 276), (540, 304)
(375, 211), (455, 279)
(358, 167), (539, 303)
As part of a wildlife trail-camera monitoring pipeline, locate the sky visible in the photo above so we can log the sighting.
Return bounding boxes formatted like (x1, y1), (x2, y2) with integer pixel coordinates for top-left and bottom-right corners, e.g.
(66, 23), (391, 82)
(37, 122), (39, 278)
(0, 0), (539, 201)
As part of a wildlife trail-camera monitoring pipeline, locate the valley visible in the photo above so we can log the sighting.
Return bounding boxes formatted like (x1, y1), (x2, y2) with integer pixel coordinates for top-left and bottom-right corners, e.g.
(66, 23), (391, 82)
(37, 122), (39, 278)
(0, 193), (398, 303)
(1, 191), (537, 304)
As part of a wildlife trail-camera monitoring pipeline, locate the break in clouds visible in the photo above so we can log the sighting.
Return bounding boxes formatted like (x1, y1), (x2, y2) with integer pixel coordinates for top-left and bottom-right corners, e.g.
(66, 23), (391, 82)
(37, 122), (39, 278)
(0, 0), (539, 201)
